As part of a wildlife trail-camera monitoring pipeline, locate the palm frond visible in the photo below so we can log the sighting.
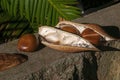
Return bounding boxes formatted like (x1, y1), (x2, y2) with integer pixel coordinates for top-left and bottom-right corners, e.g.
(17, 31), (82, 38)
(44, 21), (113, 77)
(0, 0), (81, 26)
(0, 10), (33, 43)
(0, 22), (33, 43)
(0, 0), (81, 43)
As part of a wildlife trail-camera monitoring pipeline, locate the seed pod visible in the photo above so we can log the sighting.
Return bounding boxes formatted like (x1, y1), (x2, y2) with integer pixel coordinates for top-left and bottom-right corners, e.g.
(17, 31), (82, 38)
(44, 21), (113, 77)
(56, 21), (116, 41)
(0, 53), (27, 71)
(39, 26), (99, 52)
(38, 21), (117, 52)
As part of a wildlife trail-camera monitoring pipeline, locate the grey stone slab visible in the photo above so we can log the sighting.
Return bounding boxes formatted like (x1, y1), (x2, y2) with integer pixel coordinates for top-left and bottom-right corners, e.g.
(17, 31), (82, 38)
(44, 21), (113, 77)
(0, 40), (69, 80)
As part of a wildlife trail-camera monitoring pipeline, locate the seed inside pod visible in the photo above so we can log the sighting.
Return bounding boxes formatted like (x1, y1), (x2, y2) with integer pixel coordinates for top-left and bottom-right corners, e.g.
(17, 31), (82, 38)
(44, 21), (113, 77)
(81, 28), (102, 45)
(60, 24), (80, 35)
(17, 34), (38, 52)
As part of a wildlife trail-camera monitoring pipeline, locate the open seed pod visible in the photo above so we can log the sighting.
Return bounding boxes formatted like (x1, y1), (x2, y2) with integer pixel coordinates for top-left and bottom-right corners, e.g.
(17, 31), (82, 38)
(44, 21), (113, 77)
(39, 21), (117, 52)
(0, 53), (27, 71)
(39, 26), (100, 53)
(56, 21), (117, 45)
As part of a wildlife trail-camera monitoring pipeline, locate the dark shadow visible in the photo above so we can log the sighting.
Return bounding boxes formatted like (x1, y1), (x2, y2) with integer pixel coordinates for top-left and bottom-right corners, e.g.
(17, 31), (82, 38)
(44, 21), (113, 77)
(36, 43), (45, 51)
(101, 26), (120, 38)
(79, 1), (120, 15)
(97, 46), (120, 51)
(72, 65), (79, 80)
(83, 52), (98, 80)
(15, 53), (28, 60)
(36, 35), (46, 51)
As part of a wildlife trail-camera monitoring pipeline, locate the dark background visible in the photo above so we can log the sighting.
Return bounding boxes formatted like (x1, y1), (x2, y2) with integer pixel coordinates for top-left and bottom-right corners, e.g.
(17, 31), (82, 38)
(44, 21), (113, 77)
(77, 0), (120, 14)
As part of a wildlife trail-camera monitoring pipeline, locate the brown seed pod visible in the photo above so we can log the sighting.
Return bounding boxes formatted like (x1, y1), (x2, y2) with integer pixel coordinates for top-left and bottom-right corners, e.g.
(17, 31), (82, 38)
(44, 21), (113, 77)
(56, 21), (116, 41)
(38, 21), (117, 52)
(0, 53), (27, 71)
(39, 26), (99, 52)
(17, 34), (38, 52)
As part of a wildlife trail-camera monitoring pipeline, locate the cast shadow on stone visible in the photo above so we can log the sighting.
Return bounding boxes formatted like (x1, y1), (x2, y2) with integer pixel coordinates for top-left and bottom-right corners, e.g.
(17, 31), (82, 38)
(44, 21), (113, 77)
(15, 53), (28, 60)
(36, 43), (45, 51)
(72, 65), (79, 80)
(99, 26), (120, 51)
(97, 46), (120, 51)
(83, 53), (98, 80)
(101, 25), (120, 38)
(35, 34), (46, 51)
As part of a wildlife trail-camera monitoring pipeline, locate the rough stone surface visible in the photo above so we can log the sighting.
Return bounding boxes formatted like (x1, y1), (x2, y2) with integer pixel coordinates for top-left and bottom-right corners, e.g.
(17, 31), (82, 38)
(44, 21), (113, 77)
(97, 40), (120, 80)
(0, 40), (98, 80)
(18, 53), (98, 80)
(0, 2), (120, 80)
(74, 3), (120, 80)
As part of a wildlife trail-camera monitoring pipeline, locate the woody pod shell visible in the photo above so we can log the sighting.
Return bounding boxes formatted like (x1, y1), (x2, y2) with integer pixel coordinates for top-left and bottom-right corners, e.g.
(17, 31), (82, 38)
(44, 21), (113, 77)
(38, 21), (116, 53)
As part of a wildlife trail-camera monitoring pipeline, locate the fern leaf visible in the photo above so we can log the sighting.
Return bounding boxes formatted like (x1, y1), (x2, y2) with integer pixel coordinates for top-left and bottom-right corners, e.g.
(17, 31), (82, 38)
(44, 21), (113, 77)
(0, 0), (81, 26)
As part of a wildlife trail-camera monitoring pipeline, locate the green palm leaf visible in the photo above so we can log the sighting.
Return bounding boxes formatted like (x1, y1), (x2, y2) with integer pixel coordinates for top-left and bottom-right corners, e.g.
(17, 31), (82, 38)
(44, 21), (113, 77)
(0, 22), (33, 43)
(0, 0), (81, 43)
(0, 0), (81, 26)
(0, 10), (33, 43)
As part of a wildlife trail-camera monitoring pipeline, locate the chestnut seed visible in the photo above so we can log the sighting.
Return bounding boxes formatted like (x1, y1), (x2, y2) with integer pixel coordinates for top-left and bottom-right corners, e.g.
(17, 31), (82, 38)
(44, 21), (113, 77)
(17, 34), (38, 52)
(81, 28), (102, 45)
(60, 25), (80, 35)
